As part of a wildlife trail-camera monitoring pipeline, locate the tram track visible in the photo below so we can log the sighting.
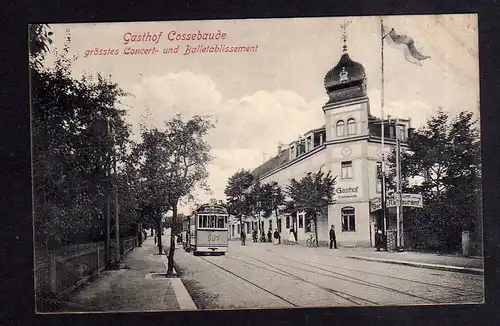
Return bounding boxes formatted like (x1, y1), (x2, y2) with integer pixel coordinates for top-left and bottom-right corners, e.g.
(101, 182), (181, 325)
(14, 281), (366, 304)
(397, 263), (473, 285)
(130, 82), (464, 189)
(236, 252), (446, 305)
(226, 255), (378, 306)
(283, 256), (483, 296)
(198, 256), (299, 308)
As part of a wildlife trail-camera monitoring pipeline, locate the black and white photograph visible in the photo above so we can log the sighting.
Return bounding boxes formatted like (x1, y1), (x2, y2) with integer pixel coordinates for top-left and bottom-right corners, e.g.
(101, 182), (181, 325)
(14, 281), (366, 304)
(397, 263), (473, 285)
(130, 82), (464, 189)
(29, 14), (483, 313)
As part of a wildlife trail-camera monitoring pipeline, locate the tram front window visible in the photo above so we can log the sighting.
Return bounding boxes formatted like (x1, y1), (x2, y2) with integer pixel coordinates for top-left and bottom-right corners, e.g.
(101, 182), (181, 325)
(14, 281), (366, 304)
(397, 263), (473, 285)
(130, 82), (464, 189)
(217, 216), (225, 228)
(208, 215), (216, 228)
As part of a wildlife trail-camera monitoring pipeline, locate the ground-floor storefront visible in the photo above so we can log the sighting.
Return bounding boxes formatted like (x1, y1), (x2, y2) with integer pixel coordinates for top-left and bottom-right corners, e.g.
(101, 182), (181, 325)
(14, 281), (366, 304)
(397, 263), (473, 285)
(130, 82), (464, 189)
(228, 200), (423, 248)
(228, 202), (378, 248)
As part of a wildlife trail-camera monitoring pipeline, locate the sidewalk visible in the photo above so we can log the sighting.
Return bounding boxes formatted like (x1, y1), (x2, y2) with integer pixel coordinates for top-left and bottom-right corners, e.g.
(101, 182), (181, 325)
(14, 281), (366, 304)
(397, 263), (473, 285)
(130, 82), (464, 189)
(229, 239), (484, 275)
(50, 237), (187, 312)
(338, 247), (484, 275)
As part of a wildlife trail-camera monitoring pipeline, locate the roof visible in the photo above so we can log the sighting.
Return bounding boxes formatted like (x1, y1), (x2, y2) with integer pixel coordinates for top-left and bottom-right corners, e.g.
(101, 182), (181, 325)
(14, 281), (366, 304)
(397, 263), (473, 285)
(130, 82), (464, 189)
(251, 148), (290, 179)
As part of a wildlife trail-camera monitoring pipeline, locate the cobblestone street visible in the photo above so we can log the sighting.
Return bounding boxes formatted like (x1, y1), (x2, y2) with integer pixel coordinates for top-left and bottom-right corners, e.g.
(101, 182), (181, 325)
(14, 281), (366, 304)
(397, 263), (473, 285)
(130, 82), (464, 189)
(174, 239), (484, 309)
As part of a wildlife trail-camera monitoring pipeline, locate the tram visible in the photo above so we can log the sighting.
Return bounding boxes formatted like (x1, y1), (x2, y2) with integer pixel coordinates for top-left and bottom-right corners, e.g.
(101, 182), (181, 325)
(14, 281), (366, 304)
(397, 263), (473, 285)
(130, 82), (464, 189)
(182, 202), (229, 255)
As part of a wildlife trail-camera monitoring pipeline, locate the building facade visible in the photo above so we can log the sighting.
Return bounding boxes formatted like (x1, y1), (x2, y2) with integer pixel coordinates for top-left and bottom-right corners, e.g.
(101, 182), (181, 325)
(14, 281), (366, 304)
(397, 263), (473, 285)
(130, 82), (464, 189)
(229, 42), (413, 248)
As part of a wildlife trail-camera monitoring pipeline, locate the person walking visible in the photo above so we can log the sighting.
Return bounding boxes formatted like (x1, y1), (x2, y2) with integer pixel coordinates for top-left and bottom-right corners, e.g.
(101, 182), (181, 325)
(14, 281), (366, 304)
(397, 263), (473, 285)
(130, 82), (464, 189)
(252, 229), (257, 243)
(289, 228), (296, 243)
(273, 229), (280, 245)
(267, 228), (272, 243)
(329, 225), (337, 249)
(240, 230), (246, 246)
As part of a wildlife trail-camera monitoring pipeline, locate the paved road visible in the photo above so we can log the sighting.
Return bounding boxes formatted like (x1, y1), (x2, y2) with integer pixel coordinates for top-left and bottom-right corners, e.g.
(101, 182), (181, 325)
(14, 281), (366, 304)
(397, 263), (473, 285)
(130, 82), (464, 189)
(172, 240), (484, 310)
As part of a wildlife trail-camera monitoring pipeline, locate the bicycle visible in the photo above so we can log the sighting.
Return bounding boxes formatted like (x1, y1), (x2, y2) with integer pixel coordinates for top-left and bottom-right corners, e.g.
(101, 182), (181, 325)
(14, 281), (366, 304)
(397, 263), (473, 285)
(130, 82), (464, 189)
(306, 234), (319, 247)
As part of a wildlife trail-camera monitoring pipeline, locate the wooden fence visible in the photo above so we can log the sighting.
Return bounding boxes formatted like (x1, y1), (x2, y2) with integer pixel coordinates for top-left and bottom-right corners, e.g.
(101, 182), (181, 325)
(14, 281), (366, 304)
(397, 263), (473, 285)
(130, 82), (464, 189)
(34, 236), (136, 298)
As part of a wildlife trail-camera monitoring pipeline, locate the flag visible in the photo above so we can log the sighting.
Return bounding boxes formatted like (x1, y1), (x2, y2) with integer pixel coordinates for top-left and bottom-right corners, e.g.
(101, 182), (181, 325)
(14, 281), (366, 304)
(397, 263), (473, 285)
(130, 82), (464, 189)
(384, 26), (430, 66)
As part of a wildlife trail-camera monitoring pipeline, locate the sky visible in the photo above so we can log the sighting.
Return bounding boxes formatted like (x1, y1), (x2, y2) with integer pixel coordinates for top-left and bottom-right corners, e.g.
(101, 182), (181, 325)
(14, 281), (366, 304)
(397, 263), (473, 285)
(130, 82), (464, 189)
(40, 14), (479, 214)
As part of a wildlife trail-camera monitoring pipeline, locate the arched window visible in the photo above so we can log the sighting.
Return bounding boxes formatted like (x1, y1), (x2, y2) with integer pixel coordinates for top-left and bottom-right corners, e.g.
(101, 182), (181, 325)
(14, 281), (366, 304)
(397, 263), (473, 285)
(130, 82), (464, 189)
(341, 207), (356, 232)
(347, 118), (356, 135)
(336, 120), (345, 137)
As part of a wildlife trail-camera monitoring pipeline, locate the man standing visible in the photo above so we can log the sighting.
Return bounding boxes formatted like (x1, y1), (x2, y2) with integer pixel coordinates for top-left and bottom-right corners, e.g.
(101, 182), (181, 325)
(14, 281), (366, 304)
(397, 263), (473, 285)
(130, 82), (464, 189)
(329, 225), (337, 249)
(240, 229), (246, 246)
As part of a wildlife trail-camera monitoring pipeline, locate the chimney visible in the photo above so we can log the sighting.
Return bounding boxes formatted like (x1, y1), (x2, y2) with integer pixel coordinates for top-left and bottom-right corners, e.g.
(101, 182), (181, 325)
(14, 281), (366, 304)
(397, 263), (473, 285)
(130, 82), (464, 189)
(277, 142), (283, 156)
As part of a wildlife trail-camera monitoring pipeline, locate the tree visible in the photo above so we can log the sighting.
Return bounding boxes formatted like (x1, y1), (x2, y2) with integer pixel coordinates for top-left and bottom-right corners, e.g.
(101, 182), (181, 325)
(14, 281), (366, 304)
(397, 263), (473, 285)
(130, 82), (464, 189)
(31, 29), (132, 249)
(261, 181), (285, 219)
(286, 169), (337, 243)
(387, 109), (481, 251)
(247, 178), (264, 237)
(132, 128), (174, 255)
(29, 24), (53, 69)
(225, 170), (255, 234)
(162, 114), (214, 276)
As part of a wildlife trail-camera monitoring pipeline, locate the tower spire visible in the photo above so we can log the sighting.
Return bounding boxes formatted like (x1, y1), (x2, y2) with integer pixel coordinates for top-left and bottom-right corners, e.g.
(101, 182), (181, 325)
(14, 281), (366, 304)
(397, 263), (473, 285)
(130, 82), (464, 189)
(341, 20), (351, 53)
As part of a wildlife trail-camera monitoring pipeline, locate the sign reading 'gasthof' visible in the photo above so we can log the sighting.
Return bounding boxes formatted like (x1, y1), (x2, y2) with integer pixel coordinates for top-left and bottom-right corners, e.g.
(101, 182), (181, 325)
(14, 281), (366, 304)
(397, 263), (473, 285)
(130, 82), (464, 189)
(335, 186), (359, 199)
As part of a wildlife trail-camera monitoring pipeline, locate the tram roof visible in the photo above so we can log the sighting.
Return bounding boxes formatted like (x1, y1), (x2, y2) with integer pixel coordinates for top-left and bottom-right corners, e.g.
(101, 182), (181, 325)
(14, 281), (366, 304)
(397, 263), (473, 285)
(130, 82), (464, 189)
(195, 203), (228, 215)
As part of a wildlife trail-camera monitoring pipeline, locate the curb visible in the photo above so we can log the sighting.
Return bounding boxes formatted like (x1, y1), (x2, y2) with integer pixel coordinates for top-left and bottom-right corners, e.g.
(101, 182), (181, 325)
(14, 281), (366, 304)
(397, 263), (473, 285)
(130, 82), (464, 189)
(162, 250), (197, 310)
(345, 256), (484, 275)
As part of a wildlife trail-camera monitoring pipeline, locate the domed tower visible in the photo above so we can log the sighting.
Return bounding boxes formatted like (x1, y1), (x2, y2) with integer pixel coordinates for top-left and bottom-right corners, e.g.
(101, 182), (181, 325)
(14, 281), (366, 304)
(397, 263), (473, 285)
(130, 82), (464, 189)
(323, 22), (370, 141)
(324, 52), (367, 104)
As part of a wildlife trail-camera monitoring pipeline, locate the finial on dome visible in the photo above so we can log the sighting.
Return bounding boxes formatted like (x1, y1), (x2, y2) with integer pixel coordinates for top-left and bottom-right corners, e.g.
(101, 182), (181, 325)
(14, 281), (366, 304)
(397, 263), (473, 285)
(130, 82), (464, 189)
(341, 20), (351, 53)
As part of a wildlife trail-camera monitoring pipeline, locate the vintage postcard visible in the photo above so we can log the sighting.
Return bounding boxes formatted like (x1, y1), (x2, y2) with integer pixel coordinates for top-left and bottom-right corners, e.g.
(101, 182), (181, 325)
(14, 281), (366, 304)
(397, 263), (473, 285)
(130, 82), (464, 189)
(30, 14), (483, 313)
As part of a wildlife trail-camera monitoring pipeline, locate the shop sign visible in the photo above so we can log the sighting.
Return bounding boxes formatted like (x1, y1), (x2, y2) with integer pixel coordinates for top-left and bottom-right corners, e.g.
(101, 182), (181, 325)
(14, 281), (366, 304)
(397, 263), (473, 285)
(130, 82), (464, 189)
(335, 186), (359, 199)
(369, 193), (423, 212)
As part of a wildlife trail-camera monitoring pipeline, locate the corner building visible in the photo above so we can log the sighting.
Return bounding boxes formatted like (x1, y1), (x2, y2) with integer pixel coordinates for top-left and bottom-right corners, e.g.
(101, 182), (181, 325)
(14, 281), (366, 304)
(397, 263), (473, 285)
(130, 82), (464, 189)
(235, 45), (413, 248)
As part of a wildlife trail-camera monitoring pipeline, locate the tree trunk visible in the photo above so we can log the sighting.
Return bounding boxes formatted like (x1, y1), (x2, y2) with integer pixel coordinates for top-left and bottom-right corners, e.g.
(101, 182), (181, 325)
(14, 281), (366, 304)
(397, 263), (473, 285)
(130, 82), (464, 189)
(167, 202), (177, 276)
(157, 213), (163, 255)
(313, 212), (319, 245)
(240, 215), (243, 235)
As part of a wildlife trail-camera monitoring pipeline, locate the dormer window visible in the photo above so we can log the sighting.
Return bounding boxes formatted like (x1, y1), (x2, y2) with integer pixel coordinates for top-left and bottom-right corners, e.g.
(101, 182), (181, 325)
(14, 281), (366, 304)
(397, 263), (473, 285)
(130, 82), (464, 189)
(347, 118), (356, 135)
(336, 120), (345, 137)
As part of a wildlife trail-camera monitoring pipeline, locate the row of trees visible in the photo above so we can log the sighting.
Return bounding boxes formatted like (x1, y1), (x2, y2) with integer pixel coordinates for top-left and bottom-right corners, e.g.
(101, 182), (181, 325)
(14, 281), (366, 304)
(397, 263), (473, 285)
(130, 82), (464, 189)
(30, 25), (214, 275)
(387, 109), (481, 252)
(224, 169), (337, 242)
(31, 26), (136, 248)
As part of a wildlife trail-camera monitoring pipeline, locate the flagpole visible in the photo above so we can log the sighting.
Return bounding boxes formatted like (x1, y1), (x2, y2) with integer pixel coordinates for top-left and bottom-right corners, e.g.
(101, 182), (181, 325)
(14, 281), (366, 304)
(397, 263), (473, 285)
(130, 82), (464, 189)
(395, 118), (401, 248)
(380, 18), (388, 238)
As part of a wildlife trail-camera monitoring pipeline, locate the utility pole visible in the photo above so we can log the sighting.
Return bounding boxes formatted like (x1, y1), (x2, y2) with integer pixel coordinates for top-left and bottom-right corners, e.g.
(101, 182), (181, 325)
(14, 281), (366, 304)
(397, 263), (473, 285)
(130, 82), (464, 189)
(395, 118), (405, 249)
(380, 18), (388, 238)
(395, 118), (401, 248)
(105, 118), (111, 265)
(112, 121), (120, 262)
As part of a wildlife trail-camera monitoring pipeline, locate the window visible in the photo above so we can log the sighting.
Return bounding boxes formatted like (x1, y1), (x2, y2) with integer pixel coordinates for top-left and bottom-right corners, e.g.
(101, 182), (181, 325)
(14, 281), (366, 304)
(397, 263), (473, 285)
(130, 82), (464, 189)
(347, 118), (356, 135)
(277, 219), (282, 232)
(376, 162), (382, 193)
(398, 125), (406, 140)
(199, 215), (209, 228)
(217, 216), (225, 228)
(286, 216), (290, 229)
(341, 161), (353, 179)
(336, 120), (345, 137)
(341, 207), (356, 232)
(299, 215), (304, 228)
(237, 224), (240, 234)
